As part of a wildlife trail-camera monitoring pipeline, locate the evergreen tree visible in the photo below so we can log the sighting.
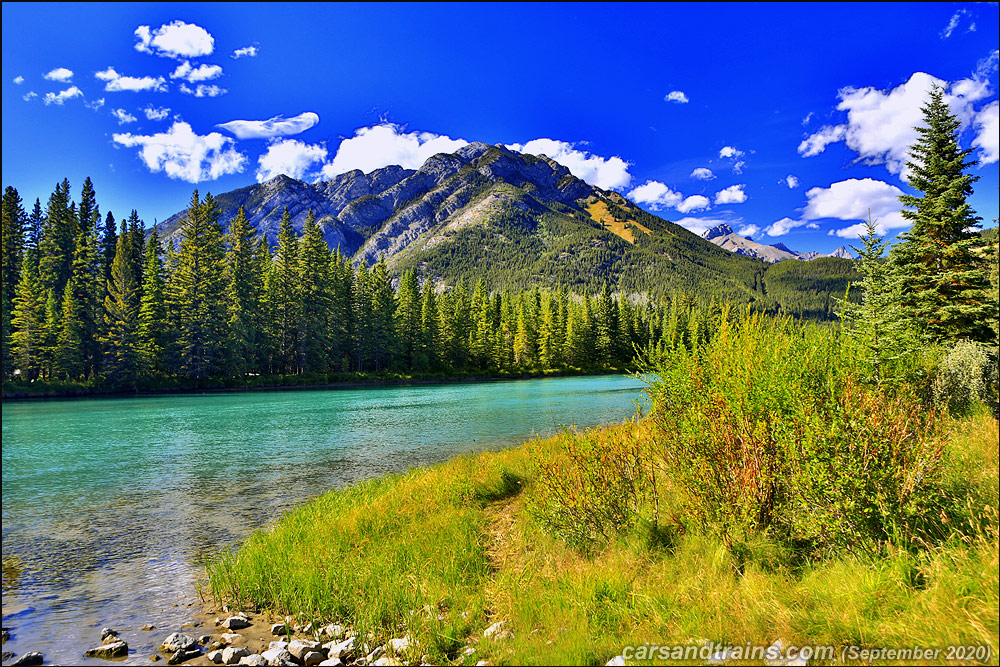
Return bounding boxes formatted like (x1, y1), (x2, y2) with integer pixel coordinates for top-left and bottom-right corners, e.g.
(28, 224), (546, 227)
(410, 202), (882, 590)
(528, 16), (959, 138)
(174, 190), (228, 379)
(370, 257), (396, 371)
(268, 207), (300, 373)
(890, 83), (996, 344)
(352, 260), (373, 371)
(137, 229), (168, 376)
(101, 210), (118, 285)
(2, 186), (26, 376)
(127, 210), (146, 290)
(224, 207), (264, 377)
(9, 252), (44, 380)
(26, 198), (44, 256)
(297, 210), (332, 373)
(38, 179), (76, 298)
(58, 217), (104, 378)
(101, 226), (140, 388)
(420, 277), (440, 372)
(395, 269), (423, 371)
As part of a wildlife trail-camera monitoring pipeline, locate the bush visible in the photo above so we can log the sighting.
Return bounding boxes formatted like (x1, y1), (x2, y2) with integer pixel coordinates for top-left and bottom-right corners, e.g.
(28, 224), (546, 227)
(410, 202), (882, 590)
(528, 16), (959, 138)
(931, 339), (998, 415)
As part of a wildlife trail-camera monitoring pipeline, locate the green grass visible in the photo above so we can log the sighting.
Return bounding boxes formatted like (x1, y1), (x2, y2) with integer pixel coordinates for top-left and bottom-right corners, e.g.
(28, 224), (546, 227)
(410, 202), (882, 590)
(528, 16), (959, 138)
(206, 412), (999, 665)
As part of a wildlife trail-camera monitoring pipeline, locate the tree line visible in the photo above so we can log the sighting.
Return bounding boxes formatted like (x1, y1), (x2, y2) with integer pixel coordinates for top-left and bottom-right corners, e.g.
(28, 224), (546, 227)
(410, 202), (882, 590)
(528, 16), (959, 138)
(2, 185), (719, 391)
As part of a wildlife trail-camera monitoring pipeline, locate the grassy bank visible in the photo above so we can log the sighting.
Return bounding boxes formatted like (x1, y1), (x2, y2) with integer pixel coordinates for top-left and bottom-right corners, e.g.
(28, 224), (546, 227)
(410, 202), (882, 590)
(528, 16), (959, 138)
(206, 313), (998, 664)
(206, 421), (998, 665)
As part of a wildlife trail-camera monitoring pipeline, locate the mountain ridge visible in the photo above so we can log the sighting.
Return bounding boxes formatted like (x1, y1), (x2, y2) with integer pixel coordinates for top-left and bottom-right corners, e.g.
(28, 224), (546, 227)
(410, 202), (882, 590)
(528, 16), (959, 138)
(699, 224), (854, 263)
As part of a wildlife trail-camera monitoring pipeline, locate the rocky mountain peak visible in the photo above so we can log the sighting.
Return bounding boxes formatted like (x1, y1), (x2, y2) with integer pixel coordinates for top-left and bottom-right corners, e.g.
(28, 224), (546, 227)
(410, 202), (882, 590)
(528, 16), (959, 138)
(702, 223), (735, 240)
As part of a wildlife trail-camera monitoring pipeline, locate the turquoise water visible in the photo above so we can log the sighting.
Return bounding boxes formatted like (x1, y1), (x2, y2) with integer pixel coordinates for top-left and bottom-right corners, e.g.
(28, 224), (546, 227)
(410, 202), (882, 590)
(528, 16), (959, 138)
(1, 374), (645, 664)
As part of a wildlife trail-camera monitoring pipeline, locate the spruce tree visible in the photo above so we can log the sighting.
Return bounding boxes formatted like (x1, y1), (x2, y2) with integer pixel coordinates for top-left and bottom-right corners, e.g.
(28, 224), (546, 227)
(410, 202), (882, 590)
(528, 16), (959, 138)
(270, 207), (300, 374)
(38, 179), (76, 298)
(2, 186), (26, 376)
(297, 210), (332, 373)
(891, 83), (996, 344)
(137, 229), (168, 377)
(101, 226), (140, 388)
(10, 252), (44, 380)
(370, 257), (396, 371)
(225, 207), (264, 377)
(101, 211), (117, 285)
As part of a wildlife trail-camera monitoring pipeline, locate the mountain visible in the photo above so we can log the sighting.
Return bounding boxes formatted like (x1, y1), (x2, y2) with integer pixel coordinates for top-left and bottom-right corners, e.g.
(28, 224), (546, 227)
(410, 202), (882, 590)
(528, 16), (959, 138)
(156, 143), (768, 300)
(700, 224), (854, 263)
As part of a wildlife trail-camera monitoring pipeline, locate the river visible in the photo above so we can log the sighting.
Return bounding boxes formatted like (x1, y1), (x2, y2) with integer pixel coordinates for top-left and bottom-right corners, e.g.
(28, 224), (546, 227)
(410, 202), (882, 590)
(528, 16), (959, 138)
(1, 374), (646, 664)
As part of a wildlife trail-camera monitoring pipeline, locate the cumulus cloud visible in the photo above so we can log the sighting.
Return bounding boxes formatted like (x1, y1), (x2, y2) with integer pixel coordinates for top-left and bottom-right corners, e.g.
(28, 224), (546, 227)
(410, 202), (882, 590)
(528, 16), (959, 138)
(85, 98), (105, 111)
(737, 224), (760, 238)
(43, 67), (73, 82)
(508, 138), (633, 190)
(767, 177), (907, 238)
(672, 216), (741, 236)
(785, 174), (800, 188)
(321, 124), (468, 179)
(972, 100), (999, 164)
(43, 86), (83, 105)
(677, 195), (711, 214)
(798, 72), (995, 178)
(217, 112), (320, 140)
(96, 67), (167, 93)
(113, 121), (247, 183)
(14, 75), (24, 85)
(134, 21), (214, 59)
(143, 106), (171, 121)
(23, 91), (38, 102)
(714, 184), (747, 205)
(112, 108), (138, 125)
(690, 167), (715, 180)
(719, 146), (744, 159)
(170, 60), (223, 83)
(179, 83), (226, 97)
(231, 45), (259, 59)
(256, 139), (329, 182)
(665, 91), (689, 103)
(628, 181), (683, 210)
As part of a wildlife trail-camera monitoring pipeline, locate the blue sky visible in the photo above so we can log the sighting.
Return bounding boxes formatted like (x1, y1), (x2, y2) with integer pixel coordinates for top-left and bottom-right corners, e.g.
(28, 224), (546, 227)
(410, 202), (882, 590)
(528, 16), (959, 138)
(2, 2), (998, 254)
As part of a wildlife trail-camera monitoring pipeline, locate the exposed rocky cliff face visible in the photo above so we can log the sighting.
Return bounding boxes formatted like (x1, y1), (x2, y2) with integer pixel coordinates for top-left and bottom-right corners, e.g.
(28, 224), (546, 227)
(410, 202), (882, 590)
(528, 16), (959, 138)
(700, 225), (854, 263)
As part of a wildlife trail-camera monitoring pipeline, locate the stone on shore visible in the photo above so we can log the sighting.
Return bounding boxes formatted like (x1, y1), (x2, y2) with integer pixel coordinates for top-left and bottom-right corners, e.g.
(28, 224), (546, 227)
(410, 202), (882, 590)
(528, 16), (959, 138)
(324, 636), (355, 659)
(208, 649), (224, 664)
(161, 632), (199, 653)
(270, 623), (288, 636)
(85, 640), (129, 659)
(222, 646), (251, 665)
(99, 627), (119, 642)
(302, 651), (325, 666)
(606, 656), (626, 666)
(168, 647), (202, 665)
(389, 635), (412, 652)
(317, 658), (344, 667)
(238, 655), (268, 666)
(10, 652), (43, 666)
(220, 633), (243, 645)
(287, 639), (321, 660)
(260, 646), (296, 666)
(222, 616), (252, 630)
(318, 624), (344, 640)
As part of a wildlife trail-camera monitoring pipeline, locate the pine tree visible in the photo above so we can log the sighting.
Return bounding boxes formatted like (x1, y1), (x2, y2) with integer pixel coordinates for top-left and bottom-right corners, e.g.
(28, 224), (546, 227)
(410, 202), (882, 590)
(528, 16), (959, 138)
(225, 207), (264, 377)
(2, 186), (26, 376)
(26, 199), (43, 256)
(420, 277), (440, 372)
(297, 210), (332, 373)
(137, 229), (168, 376)
(352, 260), (373, 371)
(370, 257), (396, 371)
(101, 210), (117, 285)
(395, 269), (423, 371)
(890, 83), (996, 344)
(101, 226), (140, 388)
(127, 210), (146, 290)
(38, 179), (76, 298)
(9, 252), (44, 380)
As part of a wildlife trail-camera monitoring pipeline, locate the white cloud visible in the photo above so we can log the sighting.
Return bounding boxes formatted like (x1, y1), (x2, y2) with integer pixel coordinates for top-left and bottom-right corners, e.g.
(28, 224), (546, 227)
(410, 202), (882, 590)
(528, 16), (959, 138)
(113, 121), (247, 183)
(732, 160), (746, 175)
(112, 108), (138, 125)
(714, 184), (747, 205)
(719, 146), (743, 159)
(785, 174), (800, 189)
(508, 138), (633, 190)
(977, 50), (999, 78)
(972, 100), (999, 165)
(941, 9), (970, 39)
(43, 67), (73, 82)
(737, 224), (760, 238)
(322, 124), (468, 178)
(806, 178), (906, 238)
(217, 112), (320, 139)
(23, 91), (37, 102)
(231, 45), (258, 59)
(801, 111), (814, 126)
(665, 91), (689, 104)
(85, 98), (105, 111)
(179, 83), (226, 97)
(96, 67), (167, 93)
(43, 86), (83, 105)
(134, 21), (214, 59)
(170, 60), (223, 83)
(806, 222), (820, 230)
(13, 75), (24, 85)
(627, 180), (683, 210)
(677, 194), (710, 213)
(690, 167), (715, 180)
(798, 72), (994, 178)
(143, 106), (171, 121)
(765, 217), (807, 237)
(256, 139), (329, 182)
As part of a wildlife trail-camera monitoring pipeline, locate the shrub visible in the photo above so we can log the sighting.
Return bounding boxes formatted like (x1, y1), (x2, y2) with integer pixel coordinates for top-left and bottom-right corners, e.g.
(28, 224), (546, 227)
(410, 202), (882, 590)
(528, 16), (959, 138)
(931, 339), (998, 415)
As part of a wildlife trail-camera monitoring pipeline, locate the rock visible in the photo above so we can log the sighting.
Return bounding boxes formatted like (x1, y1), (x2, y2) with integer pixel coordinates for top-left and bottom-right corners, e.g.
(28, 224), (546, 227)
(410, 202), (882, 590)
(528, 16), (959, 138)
(270, 623), (288, 636)
(11, 652), (43, 666)
(365, 645), (385, 662)
(142, 624), (157, 631)
(199, 635), (213, 645)
(1, 628), (10, 643)
(222, 646), (251, 665)
(324, 636), (355, 659)
(462, 646), (477, 656)
(318, 624), (344, 640)
(238, 656), (268, 666)
(372, 658), (402, 666)
(2, 652), (15, 663)
(168, 647), (202, 665)
(181, 622), (201, 630)
(222, 616), (251, 631)
(483, 620), (512, 641)
(388, 636), (412, 653)
(476, 661), (489, 667)
(317, 659), (344, 667)
(85, 640), (129, 659)
(260, 647), (296, 666)
(268, 641), (288, 651)
(150, 655), (162, 662)
(208, 649), (224, 664)
(220, 633), (243, 645)
(161, 632), (199, 653)
(301, 622), (315, 634)
(287, 639), (321, 659)
(100, 627), (119, 642)
(302, 651), (325, 666)
(207, 642), (225, 652)
(606, 656), (626, 666)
